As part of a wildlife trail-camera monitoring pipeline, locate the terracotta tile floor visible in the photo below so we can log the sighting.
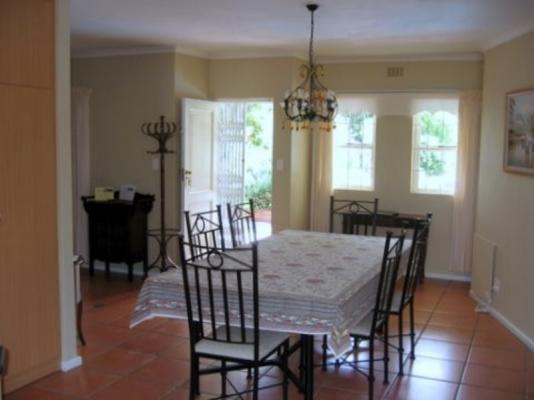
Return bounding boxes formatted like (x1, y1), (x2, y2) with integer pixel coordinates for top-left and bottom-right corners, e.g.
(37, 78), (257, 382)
(6, 271), (533, 400)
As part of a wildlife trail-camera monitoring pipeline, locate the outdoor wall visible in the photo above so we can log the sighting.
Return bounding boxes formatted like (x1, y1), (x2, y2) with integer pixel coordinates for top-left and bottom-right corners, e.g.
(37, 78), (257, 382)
(475, 31), (534, 344)
(323, 60), (483, 277)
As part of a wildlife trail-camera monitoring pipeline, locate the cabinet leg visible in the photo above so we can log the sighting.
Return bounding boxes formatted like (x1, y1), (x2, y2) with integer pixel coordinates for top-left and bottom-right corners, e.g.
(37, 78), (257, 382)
(105, 261), (110, 278)
(89, 259), (95, 277)
(128, 263), (133, 282)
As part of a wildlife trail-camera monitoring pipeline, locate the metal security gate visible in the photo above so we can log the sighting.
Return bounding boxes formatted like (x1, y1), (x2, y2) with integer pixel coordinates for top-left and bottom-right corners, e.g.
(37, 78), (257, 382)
(216, 102), (246, 207)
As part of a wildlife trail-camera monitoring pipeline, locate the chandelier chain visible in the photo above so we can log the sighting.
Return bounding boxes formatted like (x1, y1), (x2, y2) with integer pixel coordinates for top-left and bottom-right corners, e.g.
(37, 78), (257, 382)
(309, 7), (315, 68)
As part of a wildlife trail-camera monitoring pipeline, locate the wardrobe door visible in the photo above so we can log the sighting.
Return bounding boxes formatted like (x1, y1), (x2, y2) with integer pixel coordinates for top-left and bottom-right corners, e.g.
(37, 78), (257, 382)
(0, 0), (60, 392)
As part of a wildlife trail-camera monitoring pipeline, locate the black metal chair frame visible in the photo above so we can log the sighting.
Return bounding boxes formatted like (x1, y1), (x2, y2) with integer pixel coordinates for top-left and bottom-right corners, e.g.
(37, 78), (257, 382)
(178, 236), (291, 400)
(322, 231), (405, 400)
(388, 217), (431, 375)
(329, 196), (379, 236)
(416, 213), (432, 283)
(227, 199), (257, 248)
(184, 205), (226, 261)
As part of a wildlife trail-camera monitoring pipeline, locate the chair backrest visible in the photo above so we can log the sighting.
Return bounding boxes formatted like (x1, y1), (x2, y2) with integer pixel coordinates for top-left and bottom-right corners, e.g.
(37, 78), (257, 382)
(178, 235), (260, 361)
(398, 220), (427, 307)
(370, 231), (405, 335)
(417, 213), (432, 280)
(330, 196), (379, 236)
(184, 205), (226, 260)
(227, 199), (257, 248)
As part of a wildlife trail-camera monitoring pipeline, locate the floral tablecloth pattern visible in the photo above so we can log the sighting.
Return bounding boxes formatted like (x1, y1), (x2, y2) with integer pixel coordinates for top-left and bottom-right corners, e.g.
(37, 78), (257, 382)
(131, 230), (411, 355)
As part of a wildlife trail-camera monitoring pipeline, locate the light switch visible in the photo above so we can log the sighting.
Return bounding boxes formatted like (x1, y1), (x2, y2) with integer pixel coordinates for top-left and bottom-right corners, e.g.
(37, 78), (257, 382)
(276, 159), (284, 171)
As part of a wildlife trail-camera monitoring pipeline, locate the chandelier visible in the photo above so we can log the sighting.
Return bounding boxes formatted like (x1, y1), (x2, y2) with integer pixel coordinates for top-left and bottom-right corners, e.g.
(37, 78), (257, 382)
(281, 3), (338, 131)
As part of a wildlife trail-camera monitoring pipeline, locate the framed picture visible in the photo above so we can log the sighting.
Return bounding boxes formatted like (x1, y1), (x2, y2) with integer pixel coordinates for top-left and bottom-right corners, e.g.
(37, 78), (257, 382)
(504, 88), (534, 175)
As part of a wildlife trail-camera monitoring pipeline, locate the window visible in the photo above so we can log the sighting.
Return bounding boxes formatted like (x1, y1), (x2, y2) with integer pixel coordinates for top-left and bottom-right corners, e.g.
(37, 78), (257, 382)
(332, 110), (376, 190)
(411, 110), (458, 195)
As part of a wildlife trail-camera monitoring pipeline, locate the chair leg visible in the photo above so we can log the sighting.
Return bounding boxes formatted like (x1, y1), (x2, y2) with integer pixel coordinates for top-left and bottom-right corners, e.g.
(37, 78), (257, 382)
(369, 337), (374, 400)
(384, 322), (389, 384)
(221, 360), (227, 397)
(189, 355), (199, 400)
(252, 366), (259, 400)
(321, 335), (328, 371)
(409, 300), (416, 360)
(398, 312), (404, 376)
(299, 343), (304, 392)
(282, 342), (289, 400)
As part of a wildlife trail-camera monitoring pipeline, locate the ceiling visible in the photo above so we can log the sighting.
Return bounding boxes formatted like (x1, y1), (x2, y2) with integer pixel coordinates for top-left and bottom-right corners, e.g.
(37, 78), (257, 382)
(71, 0), (534, 60)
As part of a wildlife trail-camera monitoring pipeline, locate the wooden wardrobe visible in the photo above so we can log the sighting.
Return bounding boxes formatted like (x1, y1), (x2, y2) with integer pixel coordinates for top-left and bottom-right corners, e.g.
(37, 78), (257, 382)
(0, 0), (61, 392)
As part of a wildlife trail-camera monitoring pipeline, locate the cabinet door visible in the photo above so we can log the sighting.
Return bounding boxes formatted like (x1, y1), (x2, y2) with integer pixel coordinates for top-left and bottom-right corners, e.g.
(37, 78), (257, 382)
(0, 84), (60, 390)
(0, 0), (55, 88)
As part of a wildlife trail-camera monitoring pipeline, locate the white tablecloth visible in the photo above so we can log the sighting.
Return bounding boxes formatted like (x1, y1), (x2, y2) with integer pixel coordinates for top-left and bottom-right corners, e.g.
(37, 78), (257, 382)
(130, 230), (410, 355)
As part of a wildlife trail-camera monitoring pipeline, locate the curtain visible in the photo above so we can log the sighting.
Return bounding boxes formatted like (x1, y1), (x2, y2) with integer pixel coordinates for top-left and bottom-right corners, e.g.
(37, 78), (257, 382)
(309, 123), (334, 231)
(449, 91), (482, 273)
(71, 87), (92, 261)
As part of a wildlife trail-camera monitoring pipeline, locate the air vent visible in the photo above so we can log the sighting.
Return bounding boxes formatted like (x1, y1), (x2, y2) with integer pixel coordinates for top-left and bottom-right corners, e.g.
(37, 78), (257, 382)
(387, 67), (404, 78)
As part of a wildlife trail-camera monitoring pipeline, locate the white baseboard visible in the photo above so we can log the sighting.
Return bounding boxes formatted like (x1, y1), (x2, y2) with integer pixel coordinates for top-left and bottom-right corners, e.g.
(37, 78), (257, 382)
(470, 290), (534, 351)
(425, 272), (471, 282)
(61, 356), (82, 371)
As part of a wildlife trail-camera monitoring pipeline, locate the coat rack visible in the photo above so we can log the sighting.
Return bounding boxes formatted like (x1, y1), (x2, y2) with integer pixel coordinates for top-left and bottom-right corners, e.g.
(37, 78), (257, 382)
(142, 115), (179, 273)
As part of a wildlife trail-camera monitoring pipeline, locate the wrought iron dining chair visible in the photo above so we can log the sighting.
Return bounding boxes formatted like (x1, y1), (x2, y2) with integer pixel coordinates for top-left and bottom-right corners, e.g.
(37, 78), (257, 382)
(329, 196), (379, 236)
(322, 231), (405, 400)
(388, 218), (431, 375)
(416, 213), (432, 283)
(184, 206), (226, 261)
(177, 235), (291, 400)
(227, 199), (257, 248)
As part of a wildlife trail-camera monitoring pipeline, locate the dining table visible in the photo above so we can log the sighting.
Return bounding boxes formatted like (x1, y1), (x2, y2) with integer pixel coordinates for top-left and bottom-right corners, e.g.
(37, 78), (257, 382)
(130, 229), (411, 399)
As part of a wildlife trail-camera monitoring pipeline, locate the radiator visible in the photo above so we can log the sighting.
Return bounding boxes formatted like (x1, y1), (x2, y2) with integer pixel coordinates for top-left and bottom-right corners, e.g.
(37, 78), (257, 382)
(471, 234), (497, 305)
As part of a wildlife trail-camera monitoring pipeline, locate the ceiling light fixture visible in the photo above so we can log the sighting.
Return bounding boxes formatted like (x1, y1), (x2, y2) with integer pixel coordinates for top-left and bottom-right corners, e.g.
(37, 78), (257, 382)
(281, 3), (338, 131)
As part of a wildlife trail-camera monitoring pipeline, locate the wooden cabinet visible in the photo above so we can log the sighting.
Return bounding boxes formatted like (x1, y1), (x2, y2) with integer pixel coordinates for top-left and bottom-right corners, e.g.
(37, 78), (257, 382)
(82, 194), (154, 281)
(0, 0), (60, 393)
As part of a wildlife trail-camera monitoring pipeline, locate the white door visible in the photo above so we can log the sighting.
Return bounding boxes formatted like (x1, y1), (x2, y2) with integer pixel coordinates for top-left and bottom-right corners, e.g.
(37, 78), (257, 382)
(181, 98), (218, 220)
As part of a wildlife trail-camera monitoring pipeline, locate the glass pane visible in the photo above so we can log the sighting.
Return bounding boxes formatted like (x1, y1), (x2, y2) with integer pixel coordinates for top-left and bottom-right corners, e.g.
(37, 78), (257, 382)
(414, 149), (457, 194)
(333, 109), (375, 190)
(414, 110), (458, 147)
(335, 111), (375, 145)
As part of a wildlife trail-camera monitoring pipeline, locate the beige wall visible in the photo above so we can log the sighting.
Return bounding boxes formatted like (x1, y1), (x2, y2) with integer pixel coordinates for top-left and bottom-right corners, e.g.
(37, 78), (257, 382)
(323, 60), (483, 92)
(336, 116), (455, 276)
(326, 60), (483, 277)
(475, 31), (534, 342)
(73, 54), (483, 277)
(72, 52), (180, 264)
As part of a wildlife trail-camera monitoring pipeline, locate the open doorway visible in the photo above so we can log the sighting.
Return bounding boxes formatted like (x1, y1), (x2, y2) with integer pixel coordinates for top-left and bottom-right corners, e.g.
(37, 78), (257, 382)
(217, 100), (273, 239)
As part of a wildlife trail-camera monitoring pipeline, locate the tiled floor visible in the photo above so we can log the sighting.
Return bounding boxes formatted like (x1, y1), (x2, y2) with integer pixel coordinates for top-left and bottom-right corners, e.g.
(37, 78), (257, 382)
(5, 272), (533, 400)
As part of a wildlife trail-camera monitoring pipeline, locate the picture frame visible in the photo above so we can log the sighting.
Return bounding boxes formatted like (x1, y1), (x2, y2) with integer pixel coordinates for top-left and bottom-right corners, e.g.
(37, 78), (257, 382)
(504, 88), (534, 175)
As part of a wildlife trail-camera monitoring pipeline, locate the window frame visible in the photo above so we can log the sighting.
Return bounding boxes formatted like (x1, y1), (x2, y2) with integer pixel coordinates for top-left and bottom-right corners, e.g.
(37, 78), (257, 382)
(332, 112), (377, 191)
(410, 111), (459, 196)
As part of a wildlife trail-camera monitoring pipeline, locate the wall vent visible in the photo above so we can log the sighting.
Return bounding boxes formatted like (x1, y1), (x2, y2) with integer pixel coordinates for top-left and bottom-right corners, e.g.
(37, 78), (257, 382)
(387, 66), (404, 77)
